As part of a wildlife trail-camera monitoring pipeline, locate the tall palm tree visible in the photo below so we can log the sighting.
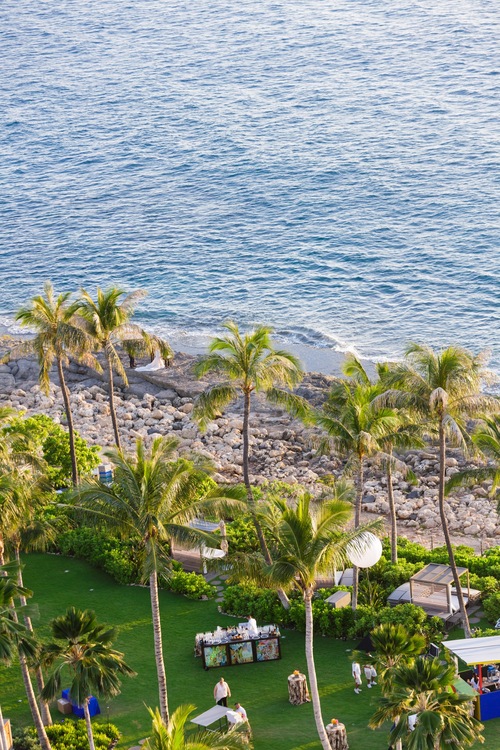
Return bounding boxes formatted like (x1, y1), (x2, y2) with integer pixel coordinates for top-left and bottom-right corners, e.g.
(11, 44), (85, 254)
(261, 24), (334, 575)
(446, 414), (500, 512)
(370, 656), (484, 750)
(193, 322), (309, 570)
(314, 369), (399, 608)
(233, 492), (380, 750)
(0, 571), (52, 750)
(41, 607), (135, 750)
(385, 343), (496, 637)
(71, 437), (243, 725)
(0, 466), (56, 725)
(143, 705), (250, 750)
(77, 286), (147, 449)
(10, 282), (97, 485)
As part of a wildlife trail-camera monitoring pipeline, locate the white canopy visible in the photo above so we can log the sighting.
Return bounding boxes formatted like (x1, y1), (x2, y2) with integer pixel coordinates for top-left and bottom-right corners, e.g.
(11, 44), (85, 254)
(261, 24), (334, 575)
(443, 635), (500, 666)
(190, 705), (229, 727)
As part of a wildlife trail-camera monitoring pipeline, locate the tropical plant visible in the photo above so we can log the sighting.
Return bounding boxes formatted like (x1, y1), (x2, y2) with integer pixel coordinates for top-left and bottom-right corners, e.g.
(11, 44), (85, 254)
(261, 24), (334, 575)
(370, 656), (484, 749)
(77, 286), (148, 448)
(0, 462), (56, 725)
(193, 321), (309, 607)
(0, 570), (52, 750)
(143, 705), (250, 750)
(355, 623), (426, 692)
(229, 491), (380, 750)
(384, 343), (496, 637)
(446, 414), (500, 512)
(314, 362), (399, 608)
(41, 607), (135, 750)
(122, 332), (173, 370)
(8, 282), (97, 485)
(70, 436), (243, 725)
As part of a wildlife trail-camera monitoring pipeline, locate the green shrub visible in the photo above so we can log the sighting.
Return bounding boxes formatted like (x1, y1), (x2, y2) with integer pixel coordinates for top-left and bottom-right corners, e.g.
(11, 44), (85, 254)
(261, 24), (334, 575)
(13, 722), (120, 750)
(222, 517), (260, 553)
(4, 414), (101, 489)
(167, 571), (217, 599)
(56, 527), (141, 584)
(12, 728), (40, 750)
(483, 591), (500, 624)
(221, 584), (444, 641)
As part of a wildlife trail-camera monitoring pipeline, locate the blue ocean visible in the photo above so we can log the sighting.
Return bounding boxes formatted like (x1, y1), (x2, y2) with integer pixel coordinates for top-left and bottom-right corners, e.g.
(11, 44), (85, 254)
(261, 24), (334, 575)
(1, 1), (499, 371)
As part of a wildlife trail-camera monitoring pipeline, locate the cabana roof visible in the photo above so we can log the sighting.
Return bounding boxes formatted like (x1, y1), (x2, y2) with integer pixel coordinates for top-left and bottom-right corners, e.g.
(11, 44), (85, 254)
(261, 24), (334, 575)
(443, 635), (500, 666)
(410, 563), (468, 586)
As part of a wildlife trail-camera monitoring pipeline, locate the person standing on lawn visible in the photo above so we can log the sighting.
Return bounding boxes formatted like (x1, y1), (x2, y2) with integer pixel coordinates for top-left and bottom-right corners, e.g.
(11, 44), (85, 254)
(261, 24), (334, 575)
(364, 663), (377, 688)
(214, 676), (231, 706)
(352, 661), (362, 694)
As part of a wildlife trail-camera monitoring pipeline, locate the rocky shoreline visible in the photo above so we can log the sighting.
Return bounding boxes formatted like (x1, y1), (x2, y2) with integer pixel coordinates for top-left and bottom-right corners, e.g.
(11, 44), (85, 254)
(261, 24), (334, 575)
(0, 344), (498, 550)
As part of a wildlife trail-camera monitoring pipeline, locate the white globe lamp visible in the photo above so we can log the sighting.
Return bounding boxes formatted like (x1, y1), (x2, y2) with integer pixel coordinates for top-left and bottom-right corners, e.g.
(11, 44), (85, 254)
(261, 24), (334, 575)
(346, 532), (383, 569)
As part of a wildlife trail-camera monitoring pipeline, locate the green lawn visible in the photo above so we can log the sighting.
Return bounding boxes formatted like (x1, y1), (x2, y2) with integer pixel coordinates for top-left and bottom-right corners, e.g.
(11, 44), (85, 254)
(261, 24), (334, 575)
(3, 554), (499, 750)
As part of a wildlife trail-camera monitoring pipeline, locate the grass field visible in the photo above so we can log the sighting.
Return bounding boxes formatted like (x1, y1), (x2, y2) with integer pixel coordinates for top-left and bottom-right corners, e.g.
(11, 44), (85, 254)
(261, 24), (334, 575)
(3, 554), (499, 750)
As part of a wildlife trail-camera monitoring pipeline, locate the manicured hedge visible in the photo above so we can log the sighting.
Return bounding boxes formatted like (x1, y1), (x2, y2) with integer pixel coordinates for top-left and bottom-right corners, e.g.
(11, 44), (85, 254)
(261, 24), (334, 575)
(221, 584), (444, 641)
(55, 528), (216, 598)
(13, 721), (120, 750)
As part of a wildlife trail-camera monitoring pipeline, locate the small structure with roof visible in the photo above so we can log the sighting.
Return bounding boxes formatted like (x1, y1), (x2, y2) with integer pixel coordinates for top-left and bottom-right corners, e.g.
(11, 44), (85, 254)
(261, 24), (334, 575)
(387, 563), (480, 624)
(443, 635), (500, 721)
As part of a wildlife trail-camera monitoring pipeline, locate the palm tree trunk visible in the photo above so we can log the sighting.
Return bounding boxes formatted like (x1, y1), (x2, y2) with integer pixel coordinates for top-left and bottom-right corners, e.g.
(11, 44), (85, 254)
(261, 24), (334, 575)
(15, 549), (52, 726)
(107, 356), (121, 450)
(0, 705), (8, 750)
(57, 357), (78, 486)
(242, 390), (290, 609)
(18, 652), (52, 750)
(387, 448), (398, 564)
(304, 589), (330, 750)
(83, 700), (96, 750)
(438, 420), (471, 638)
(352, 458), (364, 610)
(149, 572), (169, 725)
(0, 537), (4, 567)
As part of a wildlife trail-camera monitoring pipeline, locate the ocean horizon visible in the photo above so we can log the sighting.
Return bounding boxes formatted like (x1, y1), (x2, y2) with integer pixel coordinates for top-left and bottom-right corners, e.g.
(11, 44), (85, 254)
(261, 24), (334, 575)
(1, 0), (499, 374)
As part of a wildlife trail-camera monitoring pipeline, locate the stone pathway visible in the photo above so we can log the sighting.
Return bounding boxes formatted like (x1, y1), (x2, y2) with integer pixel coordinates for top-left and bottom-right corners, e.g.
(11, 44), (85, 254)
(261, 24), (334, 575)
(205, 571), (228, 603)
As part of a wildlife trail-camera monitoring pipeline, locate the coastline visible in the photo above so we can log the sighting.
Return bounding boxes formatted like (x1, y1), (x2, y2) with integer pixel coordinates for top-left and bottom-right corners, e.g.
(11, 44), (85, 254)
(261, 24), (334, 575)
(0, 341), (498, 551)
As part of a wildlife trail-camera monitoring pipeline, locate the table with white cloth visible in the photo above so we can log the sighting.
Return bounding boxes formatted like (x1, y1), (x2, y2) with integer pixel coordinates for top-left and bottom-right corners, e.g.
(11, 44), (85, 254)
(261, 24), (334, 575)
(196, 624), (281, 669)
(326, 722), (349, 750)
(287, 673), (310, 705)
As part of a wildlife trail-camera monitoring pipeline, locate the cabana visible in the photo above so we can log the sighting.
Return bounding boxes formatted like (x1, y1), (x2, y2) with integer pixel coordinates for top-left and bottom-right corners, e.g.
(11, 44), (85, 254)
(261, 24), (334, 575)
(444, 635), (500, 721)
(387, 563), (480, 623)
(410, 563), (470, 617)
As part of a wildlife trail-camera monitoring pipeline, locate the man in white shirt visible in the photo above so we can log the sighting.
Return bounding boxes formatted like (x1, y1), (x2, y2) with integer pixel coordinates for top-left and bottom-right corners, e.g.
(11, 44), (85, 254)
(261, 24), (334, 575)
(352, 661), (362, 694)
(234, 702), (247, 721)
(247, 615), (258, 636)
(214, 677), (231, 706)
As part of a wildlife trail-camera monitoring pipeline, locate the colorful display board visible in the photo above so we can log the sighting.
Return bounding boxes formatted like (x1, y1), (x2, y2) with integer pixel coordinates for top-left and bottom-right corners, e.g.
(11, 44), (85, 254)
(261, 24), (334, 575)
(201, 636), (281, 669)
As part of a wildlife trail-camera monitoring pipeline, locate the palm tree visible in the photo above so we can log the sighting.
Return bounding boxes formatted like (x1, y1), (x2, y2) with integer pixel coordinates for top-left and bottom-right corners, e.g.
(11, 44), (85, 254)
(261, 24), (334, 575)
(370, 656), (484, 750)
(9, 282), (97, 485)
(0, 571), (52, 750)
(41, 607), (135, 750)
(0, 465), (56, 725)
(77, 286), (148, 449)
(446, 414), (500, 512)
(71, 437), (243, 725)
(385, 343), (496, 637)
(314, 367), (399, 608)
(143, 705), (250, 750)
(233, 492), (380, 750)
(342, 357), (425, 564)
(193, 322), (309, 570)
(355, 623), (426, 693)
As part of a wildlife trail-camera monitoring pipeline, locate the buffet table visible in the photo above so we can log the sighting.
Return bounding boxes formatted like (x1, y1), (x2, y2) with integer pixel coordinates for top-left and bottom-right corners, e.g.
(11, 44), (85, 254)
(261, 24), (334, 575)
(196, 625), (281, 669)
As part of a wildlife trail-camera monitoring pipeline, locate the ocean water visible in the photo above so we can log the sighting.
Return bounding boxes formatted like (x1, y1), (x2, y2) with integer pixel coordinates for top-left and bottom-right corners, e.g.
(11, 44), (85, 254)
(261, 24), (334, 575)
(0, 0), (499, 370)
